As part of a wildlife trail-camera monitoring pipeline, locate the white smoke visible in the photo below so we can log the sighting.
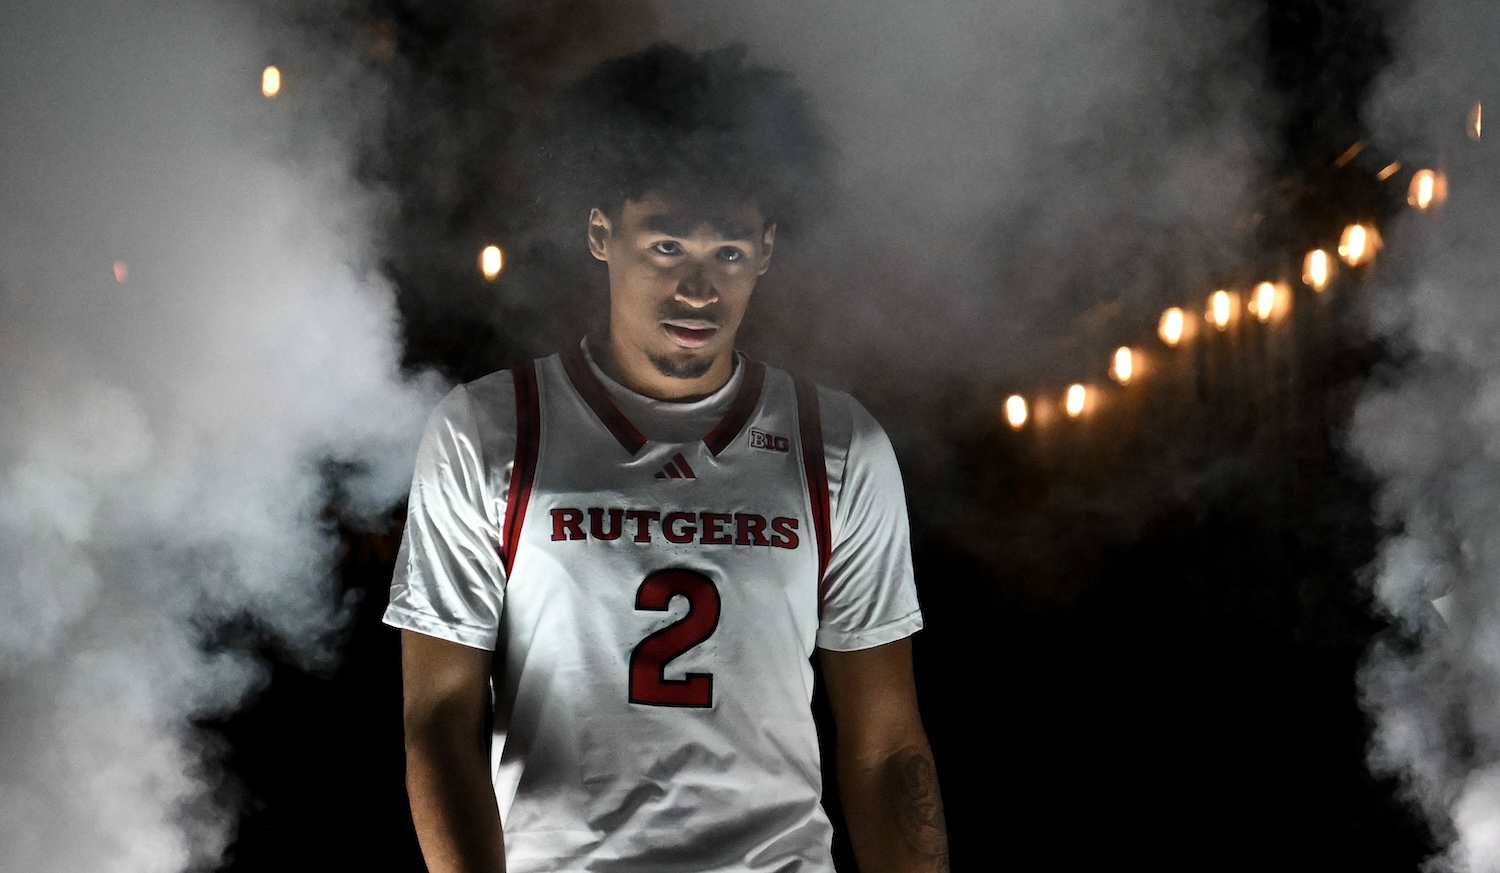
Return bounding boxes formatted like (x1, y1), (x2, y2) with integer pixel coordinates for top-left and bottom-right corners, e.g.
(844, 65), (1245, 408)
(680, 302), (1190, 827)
(1350, 0), (1500, 869)
(650, 0), (1271, 387)
(0, 1), (437, 870)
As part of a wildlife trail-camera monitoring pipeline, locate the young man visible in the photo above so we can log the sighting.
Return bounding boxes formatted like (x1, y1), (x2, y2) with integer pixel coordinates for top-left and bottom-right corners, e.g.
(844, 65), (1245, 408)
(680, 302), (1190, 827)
(385, 44), (948, 872)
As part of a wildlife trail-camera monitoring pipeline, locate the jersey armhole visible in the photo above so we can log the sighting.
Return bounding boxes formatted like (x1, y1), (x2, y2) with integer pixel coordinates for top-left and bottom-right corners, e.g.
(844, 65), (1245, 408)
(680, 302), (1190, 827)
(500, 361), (541, 576)
(795, 378), (832, 617)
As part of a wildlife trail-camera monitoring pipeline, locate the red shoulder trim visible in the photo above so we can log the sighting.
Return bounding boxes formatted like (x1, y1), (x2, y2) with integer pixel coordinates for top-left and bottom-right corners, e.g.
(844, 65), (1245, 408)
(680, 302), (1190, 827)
(703, 358), (766, 456)
(795, 377), (832, 616)
(561, 346), (648, 455)
(501, 362), (540, 577)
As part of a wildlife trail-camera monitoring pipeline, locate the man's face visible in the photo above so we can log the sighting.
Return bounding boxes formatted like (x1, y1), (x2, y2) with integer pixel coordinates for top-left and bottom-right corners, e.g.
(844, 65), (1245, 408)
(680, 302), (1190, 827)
(589, 193), (775, 395)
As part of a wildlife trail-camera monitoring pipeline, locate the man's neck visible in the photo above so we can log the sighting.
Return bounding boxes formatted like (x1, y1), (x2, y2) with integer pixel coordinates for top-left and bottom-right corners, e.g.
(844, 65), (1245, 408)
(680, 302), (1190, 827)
(591, 335), (735, 402)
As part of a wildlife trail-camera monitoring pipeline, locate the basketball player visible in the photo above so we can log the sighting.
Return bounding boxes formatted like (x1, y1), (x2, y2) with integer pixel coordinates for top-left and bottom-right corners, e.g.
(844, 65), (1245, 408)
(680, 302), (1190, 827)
(385, 44), (948, 872)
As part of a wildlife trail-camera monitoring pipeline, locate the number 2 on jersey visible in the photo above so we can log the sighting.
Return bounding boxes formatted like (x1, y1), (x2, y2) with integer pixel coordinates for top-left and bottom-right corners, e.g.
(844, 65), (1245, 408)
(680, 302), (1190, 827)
(629, 569), (721, 707)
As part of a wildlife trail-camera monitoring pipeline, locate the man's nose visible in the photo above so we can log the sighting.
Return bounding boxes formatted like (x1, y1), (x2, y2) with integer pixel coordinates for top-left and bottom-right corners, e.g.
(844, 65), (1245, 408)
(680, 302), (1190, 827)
(674, 264), (719, 306)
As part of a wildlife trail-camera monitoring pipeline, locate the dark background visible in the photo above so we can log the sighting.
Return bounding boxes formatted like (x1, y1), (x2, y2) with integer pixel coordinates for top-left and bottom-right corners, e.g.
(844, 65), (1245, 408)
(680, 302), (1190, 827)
(210, 2), (1440, 870)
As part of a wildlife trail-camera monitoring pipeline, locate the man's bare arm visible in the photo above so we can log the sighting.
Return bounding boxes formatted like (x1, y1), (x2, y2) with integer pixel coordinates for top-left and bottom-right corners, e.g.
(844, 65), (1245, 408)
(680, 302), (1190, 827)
(820, 639), (949, 873)
(401, 630), (506, 873)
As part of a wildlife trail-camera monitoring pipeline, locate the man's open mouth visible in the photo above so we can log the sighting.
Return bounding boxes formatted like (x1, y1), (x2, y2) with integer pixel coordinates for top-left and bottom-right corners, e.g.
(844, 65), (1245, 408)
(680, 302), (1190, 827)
(663, 322), (718, 348)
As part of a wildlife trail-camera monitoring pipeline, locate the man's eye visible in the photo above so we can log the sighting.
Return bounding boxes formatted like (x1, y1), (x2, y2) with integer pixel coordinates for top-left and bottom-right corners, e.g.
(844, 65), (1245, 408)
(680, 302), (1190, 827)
(718, 248), (745, 262)
(652, 241), (683, 256)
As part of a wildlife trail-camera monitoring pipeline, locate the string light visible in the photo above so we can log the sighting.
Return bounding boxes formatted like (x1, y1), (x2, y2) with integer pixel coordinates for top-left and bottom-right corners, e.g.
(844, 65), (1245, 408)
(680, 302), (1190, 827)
(113, 261), (128, 283)
(480, 245), (504, 280)
(261, 65), (281, 99)
(1207, 290), (1238, 331)
(1338, 223), (1380, 266)
(1248, 283), (1273, 323)
(1065, 384), (1087, 418)
(1158, 308), (1186, 347)
(1303, 249), (1332, 291)
(1247, 281), (1291, 324)
(1110, 347), (1135, 385)
(1376, 162), (1401, 181)
(1334, 141), (1365, 168)
(1408, 169), (1446, 210)
(1005, 395), (1028, 430)
(1469, 102), (1483, 141)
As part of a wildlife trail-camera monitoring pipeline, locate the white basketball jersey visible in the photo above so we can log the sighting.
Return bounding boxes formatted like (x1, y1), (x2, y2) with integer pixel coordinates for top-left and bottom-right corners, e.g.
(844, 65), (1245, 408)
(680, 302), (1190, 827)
(386, 345), (922, 873)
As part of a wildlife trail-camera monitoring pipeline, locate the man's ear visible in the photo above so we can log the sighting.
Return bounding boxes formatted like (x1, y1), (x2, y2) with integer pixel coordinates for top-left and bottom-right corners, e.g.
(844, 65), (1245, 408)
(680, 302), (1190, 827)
(587, 208), (612, 262)
(757, 223), (778, 276)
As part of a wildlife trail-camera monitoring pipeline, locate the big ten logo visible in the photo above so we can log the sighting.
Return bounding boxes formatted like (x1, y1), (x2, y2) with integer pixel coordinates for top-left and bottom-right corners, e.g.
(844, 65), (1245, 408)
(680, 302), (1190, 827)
(749, 429), (790, 453)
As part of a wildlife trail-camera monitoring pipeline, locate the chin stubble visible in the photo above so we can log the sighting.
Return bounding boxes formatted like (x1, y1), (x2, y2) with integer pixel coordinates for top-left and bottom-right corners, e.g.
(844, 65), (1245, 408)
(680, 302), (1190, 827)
(648, 353), (716, 380)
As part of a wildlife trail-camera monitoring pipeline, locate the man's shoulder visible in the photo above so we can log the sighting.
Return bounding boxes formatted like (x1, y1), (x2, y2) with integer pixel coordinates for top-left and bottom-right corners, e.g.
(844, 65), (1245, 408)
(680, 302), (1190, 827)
(755, 358), (853, 405)
(427, 359), (549, 441)
(452, 351), (566, 406)
(751, 359), (888, 454)
(460, 367), (520, 401)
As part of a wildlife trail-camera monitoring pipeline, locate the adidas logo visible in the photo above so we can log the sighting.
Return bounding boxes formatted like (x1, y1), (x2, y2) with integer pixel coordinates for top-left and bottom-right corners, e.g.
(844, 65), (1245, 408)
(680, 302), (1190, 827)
(654, 452), (697, 480)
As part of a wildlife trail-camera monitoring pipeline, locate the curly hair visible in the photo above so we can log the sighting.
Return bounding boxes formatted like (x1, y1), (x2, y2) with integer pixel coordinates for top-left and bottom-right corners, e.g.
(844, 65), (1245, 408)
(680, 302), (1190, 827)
(550, 43), (832, 234)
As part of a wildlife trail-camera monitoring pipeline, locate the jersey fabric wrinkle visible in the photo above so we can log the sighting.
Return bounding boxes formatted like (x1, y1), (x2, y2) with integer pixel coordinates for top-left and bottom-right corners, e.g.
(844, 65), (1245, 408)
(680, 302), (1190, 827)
(384, 343), (923, 872)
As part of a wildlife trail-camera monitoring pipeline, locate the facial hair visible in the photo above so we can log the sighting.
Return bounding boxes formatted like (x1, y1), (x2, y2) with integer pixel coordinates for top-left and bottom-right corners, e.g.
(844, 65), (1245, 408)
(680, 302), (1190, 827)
(649, 300), (723, 379)
(648, 352), (716, 380)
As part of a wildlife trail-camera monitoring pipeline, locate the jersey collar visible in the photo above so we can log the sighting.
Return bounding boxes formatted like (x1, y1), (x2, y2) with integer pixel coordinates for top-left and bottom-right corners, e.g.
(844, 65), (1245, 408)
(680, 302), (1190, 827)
(561, 345), (766, 457)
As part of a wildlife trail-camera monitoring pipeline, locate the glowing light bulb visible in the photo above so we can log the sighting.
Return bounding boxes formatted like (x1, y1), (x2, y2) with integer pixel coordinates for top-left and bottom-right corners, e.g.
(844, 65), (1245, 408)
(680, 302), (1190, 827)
(1248, 283), (1272, 322)
(480, 245), (504, 280)
(1065, 384), (1087, 418)
(1110, 347), (1134, 385)
(1377, 162), (1401, 181)
(1303, 249), (1331, 291)
(1338, 223), (1380, 266)
(261, 65), (282, 99)
(1158, 308), (1185, 347)
(1334, 141), (1365, 168)
(1408, 169), (1446, 210)
(1469, 102), (1483, 141)
(113, 261), (128, 283)
(1005, 395), (1028, 430)
(1207, 290), (1237, 331)
(1247, 281), (1291, 324)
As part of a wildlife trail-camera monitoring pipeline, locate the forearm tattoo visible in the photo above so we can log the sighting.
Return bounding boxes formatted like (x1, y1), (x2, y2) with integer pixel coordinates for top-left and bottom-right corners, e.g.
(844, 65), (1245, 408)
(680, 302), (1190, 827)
(895, 750), (950, 870)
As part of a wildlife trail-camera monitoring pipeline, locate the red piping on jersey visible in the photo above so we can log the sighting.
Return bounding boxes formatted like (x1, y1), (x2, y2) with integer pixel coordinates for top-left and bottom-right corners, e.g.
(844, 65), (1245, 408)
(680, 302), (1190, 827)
(794, 378), (832, 616)
(501, 362), (541, 577)
(703, 359), (766, 456)
(562, 347), (648, 454)
(561, 345), (768, 457)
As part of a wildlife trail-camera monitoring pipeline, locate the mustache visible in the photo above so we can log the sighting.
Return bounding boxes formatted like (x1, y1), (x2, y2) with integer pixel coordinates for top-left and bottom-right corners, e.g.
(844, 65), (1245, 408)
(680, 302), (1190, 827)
(658, 303), (723, 326)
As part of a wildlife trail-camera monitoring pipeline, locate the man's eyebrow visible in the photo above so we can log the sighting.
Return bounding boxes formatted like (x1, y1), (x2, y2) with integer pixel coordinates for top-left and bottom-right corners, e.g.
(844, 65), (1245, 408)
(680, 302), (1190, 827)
(643, 213), (761, 241)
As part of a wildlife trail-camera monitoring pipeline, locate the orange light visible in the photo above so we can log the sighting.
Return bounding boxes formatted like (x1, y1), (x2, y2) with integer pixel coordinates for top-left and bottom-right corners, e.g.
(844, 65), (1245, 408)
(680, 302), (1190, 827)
(1065, 384), (1087, 418)
(1338, 223), (1380, 266)
(113, 261), (128, 283)
(1303, 249), (1332, 291)
(1469, 102), (1483, 141)
(1207, 290), (1238, 331)
(1247, 281), (1291, 323)
(1248, 283), (1274, 322)
(1158, 308), (1186, 347)
(1408, 169), (1446, 210)
(1334, 141), (1366, 168)
(1110, 347), (1134, 385)
(261, 65), (282, 99)
(480, 245), (504, 280)
(1005, 395), (1028, 430)
(1377, 162), (1401, 181)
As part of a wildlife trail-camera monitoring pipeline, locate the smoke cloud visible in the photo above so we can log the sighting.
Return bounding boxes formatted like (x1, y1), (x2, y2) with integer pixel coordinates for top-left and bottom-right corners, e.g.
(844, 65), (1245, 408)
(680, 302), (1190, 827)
(1350, 0), (1500, 869)
(650, 0), (1273, 390)
(0, 1), (435, 870)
